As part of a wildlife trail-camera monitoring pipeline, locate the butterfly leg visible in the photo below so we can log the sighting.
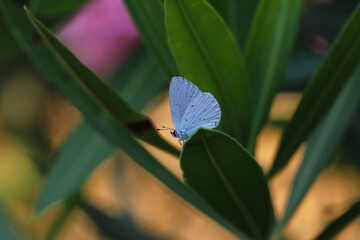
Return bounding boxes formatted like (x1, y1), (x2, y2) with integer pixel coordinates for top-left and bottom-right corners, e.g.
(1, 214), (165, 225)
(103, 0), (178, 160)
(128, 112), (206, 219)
(178, 139), (183, 147)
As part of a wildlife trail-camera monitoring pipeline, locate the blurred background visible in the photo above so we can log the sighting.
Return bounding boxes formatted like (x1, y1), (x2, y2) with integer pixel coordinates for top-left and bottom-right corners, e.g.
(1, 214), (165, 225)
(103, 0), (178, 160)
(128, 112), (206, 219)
(0, 0), (359, 239)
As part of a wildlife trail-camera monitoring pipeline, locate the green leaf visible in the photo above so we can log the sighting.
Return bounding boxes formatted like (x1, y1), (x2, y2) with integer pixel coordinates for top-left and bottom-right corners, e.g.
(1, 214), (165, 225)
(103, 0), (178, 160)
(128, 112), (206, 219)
(315, 201), (360, 240)
(124, 0), (178, 77)
(207, 0), (260, 48)
(29, 0), (89, 17)
(301, 0), (359, 41)
(37, 48), (168, 213)
(270, 67), (360, 239)
(110, 48), (168, 111)
(269, 3), (360, 178)
(181, 128), (274, 239)
(0, 19), (19, 67)
(24, 7), (178, 156)
(0, 204), (21, 240)
(0, 2), (248, 238)
(81, 202), (162, 240)
(37, 123), (113, 213)
(245, 0), (303, 153)
(44, 191), (82, 240)
(165, 0), (251, 144)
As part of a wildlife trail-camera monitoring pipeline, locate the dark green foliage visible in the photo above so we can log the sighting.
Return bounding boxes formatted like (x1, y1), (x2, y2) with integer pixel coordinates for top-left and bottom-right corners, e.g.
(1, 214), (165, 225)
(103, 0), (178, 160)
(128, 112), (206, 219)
(37, 48), (168, 213)
(270, 3), (360, 178)
(271, 67), (360, 238)
(181, 129), (274, 239)
(124, 0), (178, 77)
(245, 0), (303, 152)
(165, 0), (251, 145)
(0, 0), (359, 239)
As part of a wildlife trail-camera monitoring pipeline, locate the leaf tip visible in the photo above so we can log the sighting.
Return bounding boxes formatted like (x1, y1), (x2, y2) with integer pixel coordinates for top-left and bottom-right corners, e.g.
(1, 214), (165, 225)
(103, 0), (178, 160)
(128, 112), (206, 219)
(23, 5), (29, 13)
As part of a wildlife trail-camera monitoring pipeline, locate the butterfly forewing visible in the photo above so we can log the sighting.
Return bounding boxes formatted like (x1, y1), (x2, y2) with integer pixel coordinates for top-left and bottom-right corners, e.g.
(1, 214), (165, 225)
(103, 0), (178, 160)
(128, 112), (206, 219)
(179, 92), (221, 137)
(169, 77), (201, 130)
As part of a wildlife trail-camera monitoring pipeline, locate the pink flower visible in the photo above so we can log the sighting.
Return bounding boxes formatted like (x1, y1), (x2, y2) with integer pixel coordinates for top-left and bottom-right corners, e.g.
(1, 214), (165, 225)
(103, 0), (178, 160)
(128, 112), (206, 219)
(57, 0), (141, 78)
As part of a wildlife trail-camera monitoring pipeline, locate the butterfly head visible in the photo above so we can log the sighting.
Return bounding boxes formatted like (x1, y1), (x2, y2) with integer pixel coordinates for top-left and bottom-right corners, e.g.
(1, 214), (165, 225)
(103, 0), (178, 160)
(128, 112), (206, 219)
(170, 130), (179, 138)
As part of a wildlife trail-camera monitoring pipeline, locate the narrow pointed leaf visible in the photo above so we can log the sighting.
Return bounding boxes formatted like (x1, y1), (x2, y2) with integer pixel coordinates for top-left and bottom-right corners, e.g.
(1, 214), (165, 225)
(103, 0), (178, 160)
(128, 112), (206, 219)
(271, 67), (360, 238)
(124, 0), (178, 77)
(37, 123), (113, 213)
(315, 201), (360, 240)
(165, 0), (251, 144)
(0, 20), (19, 67)
(207, 0), (259, 48)
(25, 8), (178, 156)
(245, 0), (303, 153)
(37, 49), (168, 213)
(269, 4), (360, 177)
(0, 204), (21, 240)
(29, 0), (88, 17)
(181, 129), (274, 239)
(81, 202), (162, 240)
(0, 1), (248, 238)
(44, 191), (82, 240)
(109, 48), (168, 111)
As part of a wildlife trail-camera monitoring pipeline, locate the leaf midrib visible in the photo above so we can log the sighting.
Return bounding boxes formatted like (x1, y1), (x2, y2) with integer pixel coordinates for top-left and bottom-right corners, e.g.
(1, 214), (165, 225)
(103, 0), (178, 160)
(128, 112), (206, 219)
(175, 0), (240, 139)
(200, 132), (262, 239)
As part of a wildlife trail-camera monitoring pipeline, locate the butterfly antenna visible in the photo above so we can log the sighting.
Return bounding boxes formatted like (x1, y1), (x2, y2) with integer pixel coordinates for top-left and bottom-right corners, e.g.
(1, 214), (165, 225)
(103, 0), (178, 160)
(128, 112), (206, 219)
(156, 126), (174, 131)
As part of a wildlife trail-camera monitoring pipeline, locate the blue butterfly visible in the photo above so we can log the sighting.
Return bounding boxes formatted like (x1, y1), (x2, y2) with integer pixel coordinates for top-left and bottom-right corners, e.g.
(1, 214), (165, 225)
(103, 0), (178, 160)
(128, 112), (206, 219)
(159, 76), (221, 147)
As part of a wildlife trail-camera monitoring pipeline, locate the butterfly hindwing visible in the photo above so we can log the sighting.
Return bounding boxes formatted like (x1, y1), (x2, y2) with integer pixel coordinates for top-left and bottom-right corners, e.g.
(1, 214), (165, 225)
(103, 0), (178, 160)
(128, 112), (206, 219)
(179, 92), (221, 137)
(169, 77), (201, 130)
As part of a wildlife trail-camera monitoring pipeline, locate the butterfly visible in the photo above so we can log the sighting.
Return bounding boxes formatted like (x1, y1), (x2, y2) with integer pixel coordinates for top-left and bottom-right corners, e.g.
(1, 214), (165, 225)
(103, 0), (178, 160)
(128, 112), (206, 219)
(159, 76), (221, 147)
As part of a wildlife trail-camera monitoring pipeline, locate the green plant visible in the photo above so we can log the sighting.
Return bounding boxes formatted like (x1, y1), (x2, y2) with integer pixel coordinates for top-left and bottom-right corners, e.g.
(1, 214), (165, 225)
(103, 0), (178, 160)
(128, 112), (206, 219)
(0, 0), (359, 239)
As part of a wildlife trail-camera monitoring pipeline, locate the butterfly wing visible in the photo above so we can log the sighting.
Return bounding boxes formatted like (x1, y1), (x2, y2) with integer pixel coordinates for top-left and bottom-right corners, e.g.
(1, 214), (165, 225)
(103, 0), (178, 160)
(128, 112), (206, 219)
(169, 76), (201, 130)
(179, 92), (221, 137)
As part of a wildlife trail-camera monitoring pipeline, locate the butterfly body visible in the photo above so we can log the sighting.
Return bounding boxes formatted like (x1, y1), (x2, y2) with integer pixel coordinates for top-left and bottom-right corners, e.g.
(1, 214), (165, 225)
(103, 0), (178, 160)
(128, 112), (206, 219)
(168, 76), (221, 146)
